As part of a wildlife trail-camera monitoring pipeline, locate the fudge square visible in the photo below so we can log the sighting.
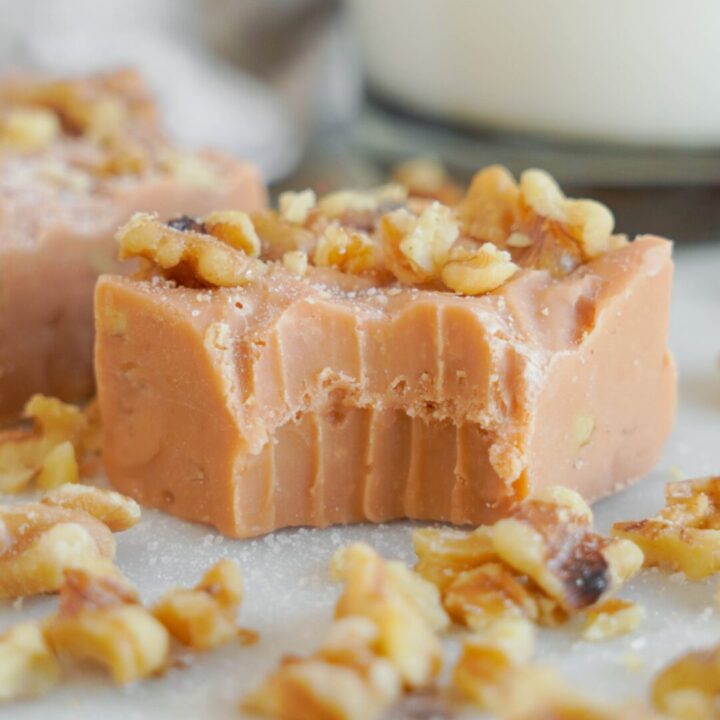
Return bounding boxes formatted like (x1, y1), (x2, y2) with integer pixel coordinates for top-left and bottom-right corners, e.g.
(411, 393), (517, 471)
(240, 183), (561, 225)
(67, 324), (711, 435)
(0, 70), (265, 424)
(95, 166), (676, 537)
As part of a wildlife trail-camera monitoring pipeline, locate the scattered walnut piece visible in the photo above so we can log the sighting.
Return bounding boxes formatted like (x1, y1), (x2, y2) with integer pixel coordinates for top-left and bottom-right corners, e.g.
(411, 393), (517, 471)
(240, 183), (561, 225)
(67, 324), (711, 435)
(332, 542), (445, 688)
(392, 158), (465, 205)
(613, 476), (720, 580)
(36, 441), (79, 490)
(0, 394), (98, 494)
(40, 484), (141, 532)
(443, 562), (539, 630)
(652, 642), (720, 720)
(117, 212), (267, 288)
(245, 542), (443, 720)
(413, 526), (497, 591)
(279, 189), (317, 224)
(452, 618), (539, 713)
(0, 622), (60, 702)
(581, 599), (645, 641)
(46, 568), (169, 685)
(492, 487), (643, 611)
(152, 559), (244, 650)
(243, 617), (402, 720)
(0, 503), (117, 599)
(314, 225), (379, 274)
(440, 243), (518, 295)
(0, 107), (60, 153)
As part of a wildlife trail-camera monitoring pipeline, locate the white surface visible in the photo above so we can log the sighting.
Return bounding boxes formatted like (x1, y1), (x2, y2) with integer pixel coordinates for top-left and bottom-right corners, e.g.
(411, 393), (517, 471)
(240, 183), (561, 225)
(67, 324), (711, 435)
(349, 0), (720, 146)
(1, 240), (719, 719)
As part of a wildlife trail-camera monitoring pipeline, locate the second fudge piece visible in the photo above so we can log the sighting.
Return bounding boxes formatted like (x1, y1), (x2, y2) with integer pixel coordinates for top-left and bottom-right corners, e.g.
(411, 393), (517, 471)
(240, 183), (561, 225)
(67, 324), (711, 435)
(0, 70), (265, 423)
(95, 167), (676, 537)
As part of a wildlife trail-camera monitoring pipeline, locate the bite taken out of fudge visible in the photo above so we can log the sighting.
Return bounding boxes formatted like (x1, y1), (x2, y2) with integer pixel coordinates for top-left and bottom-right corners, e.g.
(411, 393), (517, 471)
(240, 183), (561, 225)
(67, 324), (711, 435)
(0, 69), (266, 424)
(95, 166), (676, 538)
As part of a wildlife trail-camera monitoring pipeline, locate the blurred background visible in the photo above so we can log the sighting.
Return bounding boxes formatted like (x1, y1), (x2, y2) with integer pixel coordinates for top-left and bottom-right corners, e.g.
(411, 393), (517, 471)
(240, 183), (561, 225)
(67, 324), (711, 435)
(3, 0), (720, 240)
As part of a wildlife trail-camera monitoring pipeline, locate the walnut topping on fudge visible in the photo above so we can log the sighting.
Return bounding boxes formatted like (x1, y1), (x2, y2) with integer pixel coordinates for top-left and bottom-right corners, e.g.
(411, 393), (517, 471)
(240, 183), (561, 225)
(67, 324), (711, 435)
(115, 165), (623, 295)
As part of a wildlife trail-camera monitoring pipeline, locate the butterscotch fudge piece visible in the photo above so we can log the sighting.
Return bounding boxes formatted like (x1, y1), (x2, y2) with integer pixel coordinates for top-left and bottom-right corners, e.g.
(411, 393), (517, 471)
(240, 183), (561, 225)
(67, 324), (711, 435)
(95, 167), (676, 537)
(0, 70), (265, 424)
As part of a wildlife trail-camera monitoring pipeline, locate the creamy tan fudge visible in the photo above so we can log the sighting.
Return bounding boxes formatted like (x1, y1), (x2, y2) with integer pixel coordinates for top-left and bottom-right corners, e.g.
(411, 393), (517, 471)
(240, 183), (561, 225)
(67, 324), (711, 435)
(0, 70), (265, 424)
(95, 167), (676, 537)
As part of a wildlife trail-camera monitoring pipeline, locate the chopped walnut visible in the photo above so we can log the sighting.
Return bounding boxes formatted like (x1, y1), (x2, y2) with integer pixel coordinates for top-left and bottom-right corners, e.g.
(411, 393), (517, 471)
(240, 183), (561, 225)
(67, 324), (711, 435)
(332, 543), (444, 688)
(36, 441), (79, 490)
(279, 189), (317, 224)
(392, 158), (465, 205)
(317, 184), (407, 220)
(612, 476), (720, 580)
(0, 622), (60, 702)
(282, 250), (308, 276)
(452, 618), (537, 712)
(380, 203), (459, 284)
(652, 642), (720, 720)
(314, 225), (379, 274)
(152, 559), (244, 650)
(582, 599), (645, 641)
(156, 151), (217, 188)
(413, 526), (497, 592)
(492, 487), (643, 611)
(117, 212), (267, 288)
(0, 503), (116, 599)
(0, 394), (97, 494)
(0, 107), (60, 153)
(46, 568), (169, 684)
(203, 211), (261, 258)
(443, 562), (539, 630)
(40, 484), (141, 532)
(457, 165), (617, 277)
(440, 243), (518, 295)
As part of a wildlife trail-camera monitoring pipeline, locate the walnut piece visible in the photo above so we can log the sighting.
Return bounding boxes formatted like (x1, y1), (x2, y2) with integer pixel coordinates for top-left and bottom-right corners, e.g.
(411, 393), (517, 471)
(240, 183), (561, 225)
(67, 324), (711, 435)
(317, 184), (407, 220)
(380, 203), (459, 284)
(392, 157), (465, 205)
(313, 225), (379, 274)
(40, 484), (141, 532)
(243, 617), (402, 720)
(36, 441), (79, 490)
(152, 559), (244, 650)
(652, 642), (720, 720)
(282, 249), (308, 275)
(0, 394), (97, 494)
(332, 542), (444, 688)
(492, 487), (643, 611)
(581, 599), (645, 641)
(443, 562), (539, 630)
(279, 189), (317, 224)
(413, 526), (497, 591)
(117, 212), (267, 288)
(0, 503), (116, 599)
(457, 165), (617, 277)
(203, 211), (261, 258)
(46, 568), (169, 684)
(0, 623), (60, 702)
(613, 476), (720, 580)
(244, 542), (443, 720)
(0, 107), (60, 153)
(440, 243), (518, 295)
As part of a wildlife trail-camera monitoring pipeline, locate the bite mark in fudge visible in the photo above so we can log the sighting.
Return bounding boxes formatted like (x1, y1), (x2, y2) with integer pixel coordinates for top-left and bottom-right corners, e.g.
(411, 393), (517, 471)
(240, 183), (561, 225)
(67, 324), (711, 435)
(0, 70), (266, 424)
(95, 167), (676, 537)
